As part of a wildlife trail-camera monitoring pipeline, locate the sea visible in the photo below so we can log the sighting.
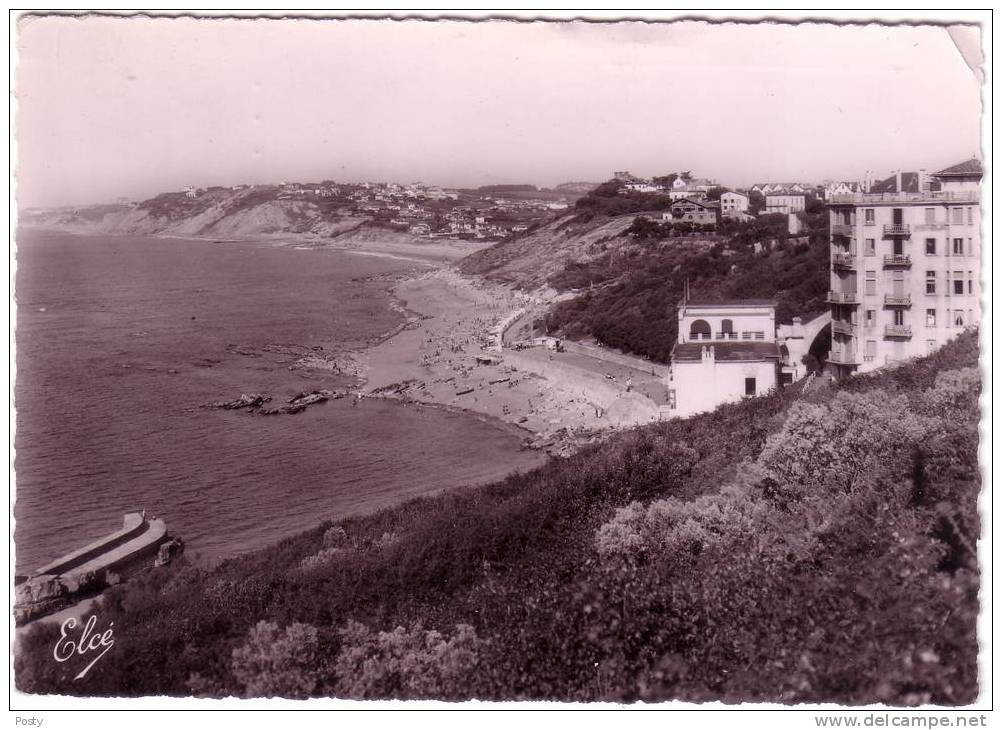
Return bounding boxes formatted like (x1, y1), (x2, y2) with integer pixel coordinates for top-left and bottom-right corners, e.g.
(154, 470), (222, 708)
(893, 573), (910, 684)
(13, 229), (543, 573)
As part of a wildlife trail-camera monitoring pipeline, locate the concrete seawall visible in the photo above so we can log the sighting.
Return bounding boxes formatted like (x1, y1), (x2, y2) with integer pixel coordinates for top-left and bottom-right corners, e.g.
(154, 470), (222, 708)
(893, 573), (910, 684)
(559, 340), (670, 379)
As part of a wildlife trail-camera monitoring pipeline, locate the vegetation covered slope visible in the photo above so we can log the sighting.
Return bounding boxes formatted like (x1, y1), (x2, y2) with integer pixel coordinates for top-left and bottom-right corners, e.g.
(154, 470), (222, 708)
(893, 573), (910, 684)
(16, 332), (982, 704)
(461, 184), (830, 363)
(544, 232), (829, 362)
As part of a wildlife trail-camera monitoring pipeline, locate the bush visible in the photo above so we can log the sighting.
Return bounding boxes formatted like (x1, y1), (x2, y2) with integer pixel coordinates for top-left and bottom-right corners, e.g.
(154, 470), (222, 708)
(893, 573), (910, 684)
(749, 390), (936, 502)
(334, 621), (483, 700)
(231, 621), (320, 698)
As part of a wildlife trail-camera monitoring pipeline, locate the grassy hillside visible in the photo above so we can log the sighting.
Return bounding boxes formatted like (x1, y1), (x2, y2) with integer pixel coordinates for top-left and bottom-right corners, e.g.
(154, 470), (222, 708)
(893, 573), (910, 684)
(16, 331), (981, 704)
(544, 232), (829, 362)
(462, 203), (829, 363)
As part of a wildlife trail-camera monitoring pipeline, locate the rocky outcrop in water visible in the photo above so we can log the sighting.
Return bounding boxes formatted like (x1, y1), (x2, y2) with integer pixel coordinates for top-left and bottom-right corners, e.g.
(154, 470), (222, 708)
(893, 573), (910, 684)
(204, 390), (344, 415)
(205, 393), (272, 410)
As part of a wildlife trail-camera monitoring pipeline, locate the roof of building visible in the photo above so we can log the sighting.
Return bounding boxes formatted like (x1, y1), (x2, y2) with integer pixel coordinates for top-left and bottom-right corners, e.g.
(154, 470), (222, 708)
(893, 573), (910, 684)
(671, 341), (781, 363)
(869, 172), (922, 194)
(670, 198), (714, 209)
(932, 158), (983, 177)
(722, 190), (749, 198)
(683, 298), (777, 308)
(765, 190), (806, 198)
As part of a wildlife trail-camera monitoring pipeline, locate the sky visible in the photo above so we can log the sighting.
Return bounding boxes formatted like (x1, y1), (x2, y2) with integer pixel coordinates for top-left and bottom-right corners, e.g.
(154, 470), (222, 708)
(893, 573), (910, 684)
(14, 14), (984, 208)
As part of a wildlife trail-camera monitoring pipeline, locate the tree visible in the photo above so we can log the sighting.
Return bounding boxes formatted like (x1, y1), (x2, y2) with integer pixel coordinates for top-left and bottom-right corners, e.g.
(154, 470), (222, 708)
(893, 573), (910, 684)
(705, 186), (730, 201)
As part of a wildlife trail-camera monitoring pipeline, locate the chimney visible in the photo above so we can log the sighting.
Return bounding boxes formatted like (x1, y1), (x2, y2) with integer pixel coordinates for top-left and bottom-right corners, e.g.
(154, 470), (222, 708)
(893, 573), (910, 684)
(895, 170), (903, 193)
(918, 168), (927, 192)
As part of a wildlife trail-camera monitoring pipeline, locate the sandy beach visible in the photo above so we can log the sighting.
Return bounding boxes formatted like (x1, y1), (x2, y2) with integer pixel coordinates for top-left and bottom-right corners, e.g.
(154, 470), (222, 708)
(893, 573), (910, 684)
(353, 266), (669, 455)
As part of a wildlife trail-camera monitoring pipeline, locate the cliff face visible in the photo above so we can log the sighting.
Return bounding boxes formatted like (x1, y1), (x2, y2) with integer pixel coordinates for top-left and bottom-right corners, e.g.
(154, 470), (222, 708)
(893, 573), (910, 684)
(458, 213), (639, 288)
(20, 187), (374, 240)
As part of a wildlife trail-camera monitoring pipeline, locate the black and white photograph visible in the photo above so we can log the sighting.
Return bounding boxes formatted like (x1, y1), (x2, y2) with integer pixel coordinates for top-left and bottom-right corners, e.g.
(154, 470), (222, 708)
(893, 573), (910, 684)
(9, 9), (991, 721)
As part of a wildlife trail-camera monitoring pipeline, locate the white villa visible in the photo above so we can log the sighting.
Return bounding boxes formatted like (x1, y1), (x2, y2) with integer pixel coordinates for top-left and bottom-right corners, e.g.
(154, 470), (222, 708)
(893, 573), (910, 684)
(665, 299), (782, 418)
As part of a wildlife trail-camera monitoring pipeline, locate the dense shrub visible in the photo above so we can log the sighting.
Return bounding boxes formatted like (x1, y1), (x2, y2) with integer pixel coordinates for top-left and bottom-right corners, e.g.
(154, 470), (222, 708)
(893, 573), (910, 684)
(581, 371), (980, 704)
(334, 621), (483, 700)
(230, 621), (320, 698)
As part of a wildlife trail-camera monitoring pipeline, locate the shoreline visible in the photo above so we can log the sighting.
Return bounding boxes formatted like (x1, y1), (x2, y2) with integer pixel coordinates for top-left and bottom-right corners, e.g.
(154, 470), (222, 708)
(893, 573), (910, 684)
(352, 267), (667, 456)
(21, 223), (665, 455)
(18, 223), (492, 266)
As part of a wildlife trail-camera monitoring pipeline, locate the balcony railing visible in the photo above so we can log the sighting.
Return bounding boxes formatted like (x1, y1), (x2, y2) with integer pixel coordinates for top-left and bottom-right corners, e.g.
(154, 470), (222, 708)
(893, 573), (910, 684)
(884, 294), (912, 307)
(884, 325), (913, 339)
(829, 190), (980, 205)
(828, 350), (861, 365)
(831, 223), (852, 237)
(827, 291), (859, 304)
(882, 254), (912, 267)
(714, 332), (739, 341)
(831, 320), (856, 336)
(832, 252), (856, 269)
(883, 224), (911, 237)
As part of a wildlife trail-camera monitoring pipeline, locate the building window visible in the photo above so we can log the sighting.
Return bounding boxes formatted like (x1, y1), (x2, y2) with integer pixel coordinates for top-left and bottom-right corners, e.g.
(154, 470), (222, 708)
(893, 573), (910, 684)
(967, 207), (974, 225)
(926, 309), (936, 327)
(927, 340), (937, 352)
(744, 377), (756, 397)
(689, 319), (711, 340)
(954, 310), (966, 327)
(865, 309), (875, 328)
(865, 270), (876, 295)
(925, 271), (936, 294)
(865, 339), (877, 361)
(953, 272), (964, 295)
(968, 271), (974, 295)
(864, 238), (875, 256)
(925, 238), (936, 255)
(952, 207), (964, 224)
(924, 208), (936, 224)
(893, 309), (905, 326)
(953, 238), (964, 255)
(864, 208), (875, 225)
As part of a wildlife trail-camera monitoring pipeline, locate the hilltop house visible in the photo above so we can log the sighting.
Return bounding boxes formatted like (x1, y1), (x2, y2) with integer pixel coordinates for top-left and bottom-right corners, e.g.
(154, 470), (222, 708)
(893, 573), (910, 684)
(824, 181), (863, 199)
(668, 178), (714, 201)
(720, 191), (750, 217)
(765, 192), (806, 214)
(665, 198), (718, 227)
(665, 299), (781, 418)
(624, 180), (662, 194)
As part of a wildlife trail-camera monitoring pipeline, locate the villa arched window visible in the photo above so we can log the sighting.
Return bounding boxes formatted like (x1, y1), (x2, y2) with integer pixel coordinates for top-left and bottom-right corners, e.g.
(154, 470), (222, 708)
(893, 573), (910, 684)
(689, 319), (711, 340)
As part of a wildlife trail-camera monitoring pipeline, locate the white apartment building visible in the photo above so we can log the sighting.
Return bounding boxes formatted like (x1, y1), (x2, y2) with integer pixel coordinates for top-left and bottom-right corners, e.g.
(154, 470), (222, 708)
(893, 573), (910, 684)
(720, 191), (750, 217)
(665, 299), (781, 418)
(826, 159), (982, 379)
(765, 193), (806, 214)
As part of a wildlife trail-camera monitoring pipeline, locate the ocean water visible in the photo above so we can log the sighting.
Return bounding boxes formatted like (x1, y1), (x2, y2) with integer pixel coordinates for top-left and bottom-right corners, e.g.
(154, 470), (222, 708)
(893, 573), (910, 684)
(13, 230), (542, 573)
